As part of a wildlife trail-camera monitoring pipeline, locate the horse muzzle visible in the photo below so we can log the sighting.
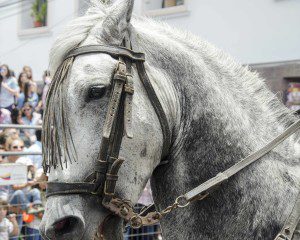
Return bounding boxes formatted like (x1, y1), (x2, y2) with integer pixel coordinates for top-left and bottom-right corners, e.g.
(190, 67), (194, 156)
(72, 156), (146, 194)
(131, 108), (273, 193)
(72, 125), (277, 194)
(39, 196), (86, 240)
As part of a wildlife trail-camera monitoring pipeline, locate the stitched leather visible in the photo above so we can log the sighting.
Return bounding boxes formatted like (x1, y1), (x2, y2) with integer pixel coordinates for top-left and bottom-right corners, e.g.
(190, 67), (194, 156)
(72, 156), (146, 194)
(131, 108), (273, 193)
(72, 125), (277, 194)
(46, 182), (95, 197)
(65, 44), (145, 62)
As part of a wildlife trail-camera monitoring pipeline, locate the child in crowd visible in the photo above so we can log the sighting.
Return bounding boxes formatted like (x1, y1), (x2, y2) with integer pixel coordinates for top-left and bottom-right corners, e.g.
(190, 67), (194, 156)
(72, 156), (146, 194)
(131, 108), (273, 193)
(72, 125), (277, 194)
(17, 72), (28, 93)
(0, 108), (11, 124)
(17, 82), (39, 109)
(18, 103), (41, 146)
(0, 200), (18, 240)
(0, 64), (19, 112)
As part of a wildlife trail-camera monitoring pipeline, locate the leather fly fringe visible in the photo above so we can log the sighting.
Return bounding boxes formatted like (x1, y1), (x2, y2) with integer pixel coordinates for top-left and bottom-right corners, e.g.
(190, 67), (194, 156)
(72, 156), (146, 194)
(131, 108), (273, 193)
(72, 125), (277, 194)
(42, 57), (77, 173)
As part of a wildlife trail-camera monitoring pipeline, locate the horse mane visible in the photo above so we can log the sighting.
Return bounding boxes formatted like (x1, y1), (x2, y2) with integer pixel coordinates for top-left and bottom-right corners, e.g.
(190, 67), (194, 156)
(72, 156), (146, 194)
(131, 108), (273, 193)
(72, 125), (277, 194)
(134, 16), (297, 130)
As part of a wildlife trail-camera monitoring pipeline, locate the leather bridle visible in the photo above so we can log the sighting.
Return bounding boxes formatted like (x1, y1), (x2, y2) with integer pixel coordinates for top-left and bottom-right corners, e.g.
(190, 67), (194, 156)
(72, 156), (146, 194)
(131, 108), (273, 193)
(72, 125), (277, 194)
(44, 39), (300, 239)
(45, 39), (172, 228)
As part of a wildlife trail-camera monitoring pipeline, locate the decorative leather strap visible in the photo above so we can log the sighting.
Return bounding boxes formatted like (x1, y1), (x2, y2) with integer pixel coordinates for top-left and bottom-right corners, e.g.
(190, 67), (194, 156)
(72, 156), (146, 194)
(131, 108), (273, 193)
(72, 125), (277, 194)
(65, 45), (145, 62)
(102, 62), (127, 139)
(123, 36), (134, 139)
(275, 192), (300, 240)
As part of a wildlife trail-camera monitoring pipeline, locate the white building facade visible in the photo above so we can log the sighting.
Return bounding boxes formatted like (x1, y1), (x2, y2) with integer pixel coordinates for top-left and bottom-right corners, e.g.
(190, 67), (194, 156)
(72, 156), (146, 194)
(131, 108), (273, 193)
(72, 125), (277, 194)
(0, 0), (300, 80)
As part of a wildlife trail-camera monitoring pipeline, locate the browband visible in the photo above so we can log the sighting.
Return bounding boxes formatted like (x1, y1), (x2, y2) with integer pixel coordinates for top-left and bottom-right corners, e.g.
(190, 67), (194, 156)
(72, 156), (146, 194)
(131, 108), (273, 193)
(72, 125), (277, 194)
(65, 44), (145, 62)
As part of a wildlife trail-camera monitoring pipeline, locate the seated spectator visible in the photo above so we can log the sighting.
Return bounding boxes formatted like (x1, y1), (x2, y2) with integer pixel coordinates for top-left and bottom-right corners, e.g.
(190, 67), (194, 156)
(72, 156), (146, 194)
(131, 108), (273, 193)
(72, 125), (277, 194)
(42, 70), (51, 110)
(0, 133), (8, 164)
(0, 200), (18, 239)
(17, 82), (39, 109)
(5, 138), (26, 164)
(10, 108), (21, 125)
(23, 66), (37, 91)
(0, 64), (19, 112)
(0, 108), (11, 124)
(23, 66), (33, 81)
(24, 168), (44, 240)
(3, 130), (20, 151)
(18, 103), (41, 146)
(3, 137), (43, 234)
(26, 129), (42, 170)
(17, 72), (28, 93)
(0, 148), (8, 164)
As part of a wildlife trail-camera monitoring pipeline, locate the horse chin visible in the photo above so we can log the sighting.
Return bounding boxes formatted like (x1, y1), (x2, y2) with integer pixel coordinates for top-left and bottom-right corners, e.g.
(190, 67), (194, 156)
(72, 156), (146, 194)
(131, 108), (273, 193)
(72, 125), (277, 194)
(93, 215), (124, 240)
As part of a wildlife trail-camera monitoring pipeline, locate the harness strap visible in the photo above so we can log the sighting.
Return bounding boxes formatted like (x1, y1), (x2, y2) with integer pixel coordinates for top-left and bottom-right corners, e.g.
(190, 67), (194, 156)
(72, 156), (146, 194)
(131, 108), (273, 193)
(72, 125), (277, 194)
(275, 192), (300, 240)
(184, 119), (300, 202)
(123, 35), (134, 138)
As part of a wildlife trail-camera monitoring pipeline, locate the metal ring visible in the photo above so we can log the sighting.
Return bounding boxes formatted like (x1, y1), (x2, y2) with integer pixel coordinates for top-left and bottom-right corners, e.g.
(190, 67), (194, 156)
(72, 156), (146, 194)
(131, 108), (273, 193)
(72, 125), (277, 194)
(175, 195), (190, 208)
(130, 215), (143, 229)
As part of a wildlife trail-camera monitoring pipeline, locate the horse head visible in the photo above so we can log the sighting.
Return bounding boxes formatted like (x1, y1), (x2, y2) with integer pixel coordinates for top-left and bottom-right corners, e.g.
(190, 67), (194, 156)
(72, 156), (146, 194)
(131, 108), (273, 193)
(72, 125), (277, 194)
(39, 0), (176, 239)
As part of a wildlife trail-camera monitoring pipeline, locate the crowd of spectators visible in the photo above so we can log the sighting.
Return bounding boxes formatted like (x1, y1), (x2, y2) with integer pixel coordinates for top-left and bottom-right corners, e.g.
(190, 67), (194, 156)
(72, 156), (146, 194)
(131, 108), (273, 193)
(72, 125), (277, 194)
(0, 63), (51, 240)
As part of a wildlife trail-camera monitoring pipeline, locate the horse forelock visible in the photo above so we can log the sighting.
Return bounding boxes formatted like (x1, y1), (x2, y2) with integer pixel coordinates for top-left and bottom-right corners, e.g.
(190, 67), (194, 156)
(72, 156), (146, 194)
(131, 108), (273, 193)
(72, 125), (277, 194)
(49, 3), (107, 74)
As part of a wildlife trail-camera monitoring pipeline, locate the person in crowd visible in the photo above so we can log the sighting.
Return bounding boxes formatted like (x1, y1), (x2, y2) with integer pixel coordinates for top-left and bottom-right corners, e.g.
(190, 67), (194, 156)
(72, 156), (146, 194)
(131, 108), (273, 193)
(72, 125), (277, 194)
(0, 200), (19, 240)
(23, 66), (38, 99)
(0, 132), (7, 150)
(18, 103), (41, 146)
(24, 165), (44, 240)
(0, 108), (11, 124)
(18, 72), (28, 93)
(2, 128), (19, 144)
(23, 66), (33, 82)
(17, 82), (39, 109)
(0, 64), (19, 112)
(10, 70), (15, 78)
(5, 138), (25, 164)
(4, 137), (43, 233)
(10, 108), (21, 125)
(42, 70), (51, 109)
(24, 209), (43, 240)
(0, 148), (8, 164)
(26, 129), (42, 170)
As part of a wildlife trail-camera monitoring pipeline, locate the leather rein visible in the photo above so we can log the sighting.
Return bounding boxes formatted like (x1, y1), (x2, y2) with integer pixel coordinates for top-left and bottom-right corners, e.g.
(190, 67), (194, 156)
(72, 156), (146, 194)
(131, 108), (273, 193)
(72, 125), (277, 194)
(45, 41), (300, 239)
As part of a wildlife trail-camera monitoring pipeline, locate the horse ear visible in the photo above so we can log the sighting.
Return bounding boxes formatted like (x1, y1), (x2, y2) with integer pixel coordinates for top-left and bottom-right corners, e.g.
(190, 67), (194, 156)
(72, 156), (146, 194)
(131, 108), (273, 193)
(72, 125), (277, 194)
(100, 0), (134, 45)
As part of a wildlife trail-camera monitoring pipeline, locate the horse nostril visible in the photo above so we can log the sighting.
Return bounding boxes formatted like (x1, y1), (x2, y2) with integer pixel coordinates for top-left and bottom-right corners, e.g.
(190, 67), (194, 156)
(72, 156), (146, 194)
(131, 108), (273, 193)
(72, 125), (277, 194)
(53, 217), (79, 236)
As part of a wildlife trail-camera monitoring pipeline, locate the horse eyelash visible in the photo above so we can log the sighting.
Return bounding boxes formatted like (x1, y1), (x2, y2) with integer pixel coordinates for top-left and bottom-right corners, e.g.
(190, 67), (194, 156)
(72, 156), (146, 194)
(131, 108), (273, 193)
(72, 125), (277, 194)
(88, 85), (107, 100)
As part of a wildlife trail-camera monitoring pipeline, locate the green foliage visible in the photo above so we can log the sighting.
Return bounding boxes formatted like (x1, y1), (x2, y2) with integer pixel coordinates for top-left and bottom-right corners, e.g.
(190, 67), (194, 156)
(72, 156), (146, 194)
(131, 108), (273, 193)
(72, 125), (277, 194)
(31, 0), (47, 23)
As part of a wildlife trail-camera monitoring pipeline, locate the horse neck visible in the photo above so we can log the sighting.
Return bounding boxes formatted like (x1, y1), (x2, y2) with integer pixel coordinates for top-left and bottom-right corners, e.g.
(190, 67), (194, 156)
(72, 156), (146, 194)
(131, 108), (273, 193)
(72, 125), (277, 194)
(139, 25), (300, 238)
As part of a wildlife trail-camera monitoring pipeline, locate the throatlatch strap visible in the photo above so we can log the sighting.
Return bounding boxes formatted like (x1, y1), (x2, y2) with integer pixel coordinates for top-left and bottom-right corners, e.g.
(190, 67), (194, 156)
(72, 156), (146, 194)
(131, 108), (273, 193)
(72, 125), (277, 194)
(136, 61), (171, 157)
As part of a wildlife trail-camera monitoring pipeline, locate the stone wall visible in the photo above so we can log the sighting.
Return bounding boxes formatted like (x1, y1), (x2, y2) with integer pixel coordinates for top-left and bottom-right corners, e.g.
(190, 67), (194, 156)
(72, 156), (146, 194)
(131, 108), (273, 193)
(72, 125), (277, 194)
(250, 60), (300, 104)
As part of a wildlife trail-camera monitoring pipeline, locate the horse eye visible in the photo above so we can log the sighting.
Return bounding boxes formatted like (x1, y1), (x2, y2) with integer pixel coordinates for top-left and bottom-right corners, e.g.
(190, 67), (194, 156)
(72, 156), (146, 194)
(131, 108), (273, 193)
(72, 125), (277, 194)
(88, 86), (106, 99)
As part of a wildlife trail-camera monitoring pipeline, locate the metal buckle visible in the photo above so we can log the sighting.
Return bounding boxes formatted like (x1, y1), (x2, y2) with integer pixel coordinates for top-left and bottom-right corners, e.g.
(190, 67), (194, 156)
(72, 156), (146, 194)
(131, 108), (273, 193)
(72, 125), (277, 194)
(124, 84), (134, 94)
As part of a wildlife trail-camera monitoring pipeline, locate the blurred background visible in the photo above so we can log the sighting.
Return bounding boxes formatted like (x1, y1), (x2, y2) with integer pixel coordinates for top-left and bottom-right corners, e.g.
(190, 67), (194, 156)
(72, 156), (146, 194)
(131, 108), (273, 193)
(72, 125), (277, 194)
(0, 0), (300, 239)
